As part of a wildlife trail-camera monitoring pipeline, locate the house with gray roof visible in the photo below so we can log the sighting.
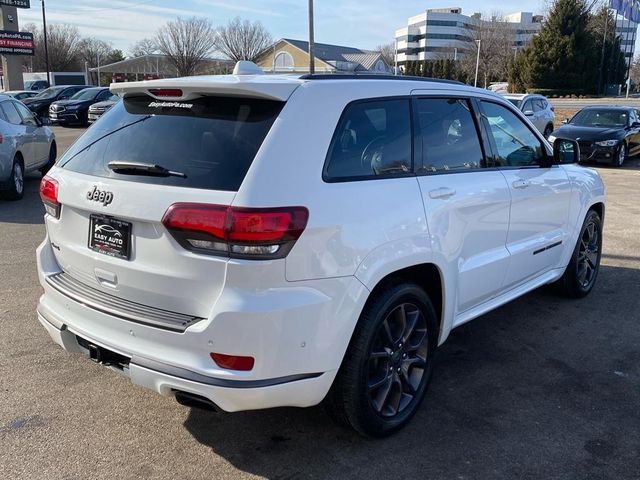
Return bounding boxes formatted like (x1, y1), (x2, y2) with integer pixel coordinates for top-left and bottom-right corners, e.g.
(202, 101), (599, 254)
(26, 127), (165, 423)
(256, 38), (389, 74)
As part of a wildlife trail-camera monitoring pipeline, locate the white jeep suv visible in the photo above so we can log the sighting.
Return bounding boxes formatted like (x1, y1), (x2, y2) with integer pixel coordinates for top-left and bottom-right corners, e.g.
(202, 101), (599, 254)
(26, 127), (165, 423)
(36, 68), (605, 437)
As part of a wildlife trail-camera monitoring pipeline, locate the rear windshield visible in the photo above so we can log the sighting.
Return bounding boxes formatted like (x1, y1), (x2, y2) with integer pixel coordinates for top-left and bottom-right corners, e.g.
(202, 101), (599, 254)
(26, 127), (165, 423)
(58, 94), (284, 191)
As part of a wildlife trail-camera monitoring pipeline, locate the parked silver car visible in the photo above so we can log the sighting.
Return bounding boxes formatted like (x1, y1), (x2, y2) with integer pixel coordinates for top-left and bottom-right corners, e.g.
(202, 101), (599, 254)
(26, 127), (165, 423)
(87, 97), (119, 124)
(0, 94), (56, 201)
(502, 93), (555, 137)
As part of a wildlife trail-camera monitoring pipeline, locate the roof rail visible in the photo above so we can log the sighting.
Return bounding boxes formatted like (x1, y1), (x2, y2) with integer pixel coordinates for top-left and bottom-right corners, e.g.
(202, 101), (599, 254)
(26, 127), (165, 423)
(299, 74), (464, 85)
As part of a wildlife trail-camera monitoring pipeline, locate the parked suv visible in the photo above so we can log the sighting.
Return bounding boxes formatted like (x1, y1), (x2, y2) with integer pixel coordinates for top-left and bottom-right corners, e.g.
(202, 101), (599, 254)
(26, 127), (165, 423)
(502, 93), (555, 137)
(36, 67), (605, 437)
(23, 85), (91, 119)
(49, 87), (117, 126)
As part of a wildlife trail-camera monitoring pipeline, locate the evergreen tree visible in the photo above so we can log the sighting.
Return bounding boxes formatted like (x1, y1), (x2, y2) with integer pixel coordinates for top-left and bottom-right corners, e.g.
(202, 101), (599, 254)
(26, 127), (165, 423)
(432, 59), (443, 78)
(520, 0), (598, 92)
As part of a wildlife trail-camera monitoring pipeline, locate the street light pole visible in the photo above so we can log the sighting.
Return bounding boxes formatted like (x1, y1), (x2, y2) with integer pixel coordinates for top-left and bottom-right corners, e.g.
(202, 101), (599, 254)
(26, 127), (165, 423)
(41, 0), (51, 86)
(308, 0), (315, 74)
(474, 39), (481, 87)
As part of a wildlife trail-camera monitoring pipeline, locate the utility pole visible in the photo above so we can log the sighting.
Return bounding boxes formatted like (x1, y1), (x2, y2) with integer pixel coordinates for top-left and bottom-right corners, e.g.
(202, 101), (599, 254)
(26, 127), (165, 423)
(42, 0), (51, 86)
(598, 8), (609, 96)
(308, 0), (315, 74)
(474, 40), (481, 88)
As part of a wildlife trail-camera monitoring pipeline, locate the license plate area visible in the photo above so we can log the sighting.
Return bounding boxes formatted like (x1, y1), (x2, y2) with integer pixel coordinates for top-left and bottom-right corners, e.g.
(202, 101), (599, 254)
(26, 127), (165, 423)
(88, 214), (132, 260)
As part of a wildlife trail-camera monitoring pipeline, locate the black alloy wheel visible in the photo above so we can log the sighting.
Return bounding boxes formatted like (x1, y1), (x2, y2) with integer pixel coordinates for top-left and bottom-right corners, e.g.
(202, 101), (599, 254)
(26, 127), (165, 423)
(324, 282), (438, 437)
(615, 142), (626, 167)
(576, 217), (600, 291)
(367, 303), (429, 417)
(557, 209), (603, 298)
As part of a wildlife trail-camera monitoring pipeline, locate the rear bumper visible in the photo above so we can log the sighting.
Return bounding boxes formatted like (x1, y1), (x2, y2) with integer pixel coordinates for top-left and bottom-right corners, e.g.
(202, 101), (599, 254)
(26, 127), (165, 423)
(36, 237), (368, 411)
(37, 311), (334, 412)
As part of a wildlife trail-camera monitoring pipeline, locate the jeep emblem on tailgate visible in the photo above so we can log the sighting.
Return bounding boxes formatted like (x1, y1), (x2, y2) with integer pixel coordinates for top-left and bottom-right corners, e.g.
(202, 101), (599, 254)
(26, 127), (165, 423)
(87, 186), (113, 206)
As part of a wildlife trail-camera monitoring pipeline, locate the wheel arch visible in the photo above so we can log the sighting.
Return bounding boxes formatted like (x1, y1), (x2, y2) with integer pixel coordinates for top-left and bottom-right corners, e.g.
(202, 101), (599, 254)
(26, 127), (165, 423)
(589, 201), (605, 222)
(361, 263), (445, 345)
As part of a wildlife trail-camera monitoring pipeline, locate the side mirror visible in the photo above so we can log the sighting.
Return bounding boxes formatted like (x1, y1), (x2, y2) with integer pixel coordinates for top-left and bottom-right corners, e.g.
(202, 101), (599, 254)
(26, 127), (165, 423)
(524, 110), (534, 117)
(562, 118), (569, 124)
(553, 138), (580, 165)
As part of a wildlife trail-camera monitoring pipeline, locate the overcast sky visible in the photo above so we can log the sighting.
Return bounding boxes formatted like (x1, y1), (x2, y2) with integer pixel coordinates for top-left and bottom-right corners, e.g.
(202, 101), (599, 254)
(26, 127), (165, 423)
(17, 0), (548, 55)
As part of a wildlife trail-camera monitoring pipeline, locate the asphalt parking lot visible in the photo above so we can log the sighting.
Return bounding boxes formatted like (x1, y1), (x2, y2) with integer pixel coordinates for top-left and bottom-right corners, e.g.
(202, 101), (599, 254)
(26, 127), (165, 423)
(1, 126), (639, 480)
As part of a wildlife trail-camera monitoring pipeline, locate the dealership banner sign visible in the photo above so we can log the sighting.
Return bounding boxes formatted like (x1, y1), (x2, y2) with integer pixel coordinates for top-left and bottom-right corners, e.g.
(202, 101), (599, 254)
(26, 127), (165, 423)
(0, 31), (34, 55)
(0, 0), (31, 8)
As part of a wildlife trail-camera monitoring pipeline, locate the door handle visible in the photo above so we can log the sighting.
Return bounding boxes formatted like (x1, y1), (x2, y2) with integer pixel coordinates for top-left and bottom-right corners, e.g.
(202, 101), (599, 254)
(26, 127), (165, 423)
(429, 187), (456, 199)
(512, 180), (531, 189)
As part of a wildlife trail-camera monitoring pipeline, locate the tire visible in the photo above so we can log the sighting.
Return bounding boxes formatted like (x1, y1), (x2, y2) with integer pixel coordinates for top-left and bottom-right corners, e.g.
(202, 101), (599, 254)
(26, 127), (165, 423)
(1, 156), (25, 201)
(543, 124), (554, 138)
(556, 210), (602, 298)
(40, 143), (57, 176)
(324, 281), (438, 437)
(614, 142), (626, 167)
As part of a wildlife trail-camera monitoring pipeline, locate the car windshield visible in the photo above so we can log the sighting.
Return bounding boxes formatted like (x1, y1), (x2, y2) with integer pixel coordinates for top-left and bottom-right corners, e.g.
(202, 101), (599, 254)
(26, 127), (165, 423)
(571, 109), (629, 128)
(506, 98), (522, 108)
(71, 89), (99, 101)
(35, 87), (65, 100)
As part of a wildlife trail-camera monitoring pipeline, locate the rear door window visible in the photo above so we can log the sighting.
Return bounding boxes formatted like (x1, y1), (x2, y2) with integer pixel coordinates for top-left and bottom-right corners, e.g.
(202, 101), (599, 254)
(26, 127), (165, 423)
(414, 98), (485, 173)
(1, 102), (23, 125)
(58, 95), (284, 191)
(324, 98), (412, 181)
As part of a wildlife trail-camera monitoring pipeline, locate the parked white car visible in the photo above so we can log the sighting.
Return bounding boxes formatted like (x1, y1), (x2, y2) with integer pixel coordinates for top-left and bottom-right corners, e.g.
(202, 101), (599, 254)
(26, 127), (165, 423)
(0, 94), (56, 201)
(502, 93), (555, 137)
(36, 65), (605, 437)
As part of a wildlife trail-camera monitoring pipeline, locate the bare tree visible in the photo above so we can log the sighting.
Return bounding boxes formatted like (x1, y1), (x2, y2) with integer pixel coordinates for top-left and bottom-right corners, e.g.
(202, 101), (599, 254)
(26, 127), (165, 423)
(130, 38), (158, 57)
(376, 42), (396, 67)
(154, 17), (217, 77)
(25, 23), (82, 72)
(78, 38), (116, 67)
(458, 13), (515, 87)
(215, 17), (272, 63)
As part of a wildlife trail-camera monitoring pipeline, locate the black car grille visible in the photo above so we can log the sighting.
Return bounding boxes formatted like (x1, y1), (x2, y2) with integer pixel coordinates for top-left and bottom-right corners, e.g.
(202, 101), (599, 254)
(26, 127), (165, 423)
(578, 140), (594, 156)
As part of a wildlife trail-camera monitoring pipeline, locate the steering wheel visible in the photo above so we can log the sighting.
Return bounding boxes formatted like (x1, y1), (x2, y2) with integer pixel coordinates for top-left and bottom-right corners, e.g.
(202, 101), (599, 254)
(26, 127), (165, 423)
(360, 136), (387, 172)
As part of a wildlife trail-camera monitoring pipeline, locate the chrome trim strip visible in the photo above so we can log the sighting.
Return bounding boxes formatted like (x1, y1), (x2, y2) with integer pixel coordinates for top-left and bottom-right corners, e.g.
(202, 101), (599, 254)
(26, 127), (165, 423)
(45, 272), (204, 332)
(132, 356), (324, 389)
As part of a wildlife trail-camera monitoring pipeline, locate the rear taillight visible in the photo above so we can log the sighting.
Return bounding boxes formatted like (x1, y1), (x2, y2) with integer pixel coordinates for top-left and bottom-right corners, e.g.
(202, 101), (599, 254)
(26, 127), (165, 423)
(39, 176), (60, 218)
(162, 203), (308, 260)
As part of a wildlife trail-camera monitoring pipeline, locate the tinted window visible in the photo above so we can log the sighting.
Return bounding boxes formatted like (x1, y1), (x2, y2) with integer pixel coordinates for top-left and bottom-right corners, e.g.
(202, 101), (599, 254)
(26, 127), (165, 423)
(59, 88), (76, 99)
(1, 102), (23, 125)
(506, 98), (522, 108)
(71, 89), (100, 101)
(570, 109), (629, 128)
(13, 101), (38, 126)
(415, 98), (484, 173)
(58, 95), (284, 192)
(522, 100), (533, 112)
(35, 87), (65, 100)
(481, 101), (545, 167)
(533, 99), (545, 112)
(324, 99), (412, 180)
(96, 90), (114, 102)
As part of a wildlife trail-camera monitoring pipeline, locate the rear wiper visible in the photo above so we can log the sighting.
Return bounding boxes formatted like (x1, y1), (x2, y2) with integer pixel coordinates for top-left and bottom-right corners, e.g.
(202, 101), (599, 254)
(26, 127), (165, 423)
(108, 161), (187, 178)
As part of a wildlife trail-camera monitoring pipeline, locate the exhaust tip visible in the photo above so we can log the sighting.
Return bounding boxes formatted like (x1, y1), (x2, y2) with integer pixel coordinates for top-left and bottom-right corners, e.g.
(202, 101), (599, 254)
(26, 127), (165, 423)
(173, 390), (218, 412)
